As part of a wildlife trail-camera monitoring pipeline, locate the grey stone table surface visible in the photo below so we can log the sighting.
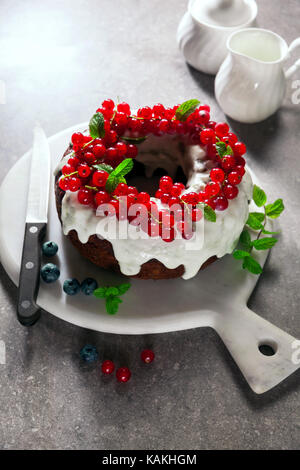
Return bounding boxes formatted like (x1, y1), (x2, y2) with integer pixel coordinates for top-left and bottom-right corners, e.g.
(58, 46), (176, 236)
(0, 0), (300, 450)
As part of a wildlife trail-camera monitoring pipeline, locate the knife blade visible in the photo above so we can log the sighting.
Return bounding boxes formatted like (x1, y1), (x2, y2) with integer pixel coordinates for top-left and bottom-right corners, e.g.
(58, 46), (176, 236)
(17, 125), (51, 326)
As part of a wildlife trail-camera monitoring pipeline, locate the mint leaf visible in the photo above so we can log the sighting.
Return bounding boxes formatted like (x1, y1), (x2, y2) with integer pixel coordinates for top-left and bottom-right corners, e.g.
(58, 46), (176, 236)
(106, 296), (122, 315)
(111, 158), (134, 178)
(251, 237), (278, 250)
(93, 287), (107, 298)
(216, 141), (233, 158)
(93, 163), (114, 174)
(246, 213), (263, 230)
(175, 99), (200, 122)
(250, 212), (265, 223)
(117, 283), (131, 295)
(265, 199), (284, 219)
(239, 230), (251, 250)
(121, 136), (146, 144)
(253, 185), (267, 207)
(242, 256), (263, 274)
(89, 112), (105, 138)
(203, 204), (216, 222)
(105, 287), (119, 297)
(262, 228), (279, 235)
(216, 141), (227, 158)
(233, 250), (251, 259)
(105, 176), (118, 193)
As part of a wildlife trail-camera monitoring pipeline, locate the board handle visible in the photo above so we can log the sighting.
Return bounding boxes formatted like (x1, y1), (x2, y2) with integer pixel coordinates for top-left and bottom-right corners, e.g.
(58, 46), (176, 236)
(17, 222), (46, 326)
(214, 306), (300, 394)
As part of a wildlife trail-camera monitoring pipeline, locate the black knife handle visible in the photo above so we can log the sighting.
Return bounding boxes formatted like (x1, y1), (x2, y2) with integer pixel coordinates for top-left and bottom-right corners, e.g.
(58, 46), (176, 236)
(17, 222), (46, 326)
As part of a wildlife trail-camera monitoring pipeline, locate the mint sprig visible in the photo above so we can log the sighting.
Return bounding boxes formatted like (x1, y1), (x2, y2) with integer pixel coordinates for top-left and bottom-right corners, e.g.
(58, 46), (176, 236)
(121, 136), (147, 144)
(105, 158), (134, 193)
(203, 204), (216, 222)
(89, 112), (105, 139)
(92, 163), (114, 173)
(232, 185), (284, 275)
(175, 99), (200, 122)
(94, 283), (131, 315)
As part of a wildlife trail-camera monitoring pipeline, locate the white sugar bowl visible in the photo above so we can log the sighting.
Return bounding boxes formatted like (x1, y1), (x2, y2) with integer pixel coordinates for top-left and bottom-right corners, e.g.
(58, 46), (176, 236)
(177, 0), (257, 75)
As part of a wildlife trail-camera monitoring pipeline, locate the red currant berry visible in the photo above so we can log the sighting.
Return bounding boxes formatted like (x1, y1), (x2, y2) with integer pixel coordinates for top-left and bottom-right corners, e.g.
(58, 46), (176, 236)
(102, 99), (115, 110)
(155, 189), (164, 199)
(223, 184), (239, 200)
(159, 210), (175, 228)
(215, 122), (229, 137)
(59, 177), (70, 191)
(137, 192), (150, 204)
(204, 198), (216, 210)
(68, 177), (81, 192)
(236, 165), (245, 176)
(205, 182), (220, 198)
(158, 119), (170, 134)
(114, 112), (128, 126)
(105, 130), (117, 145)
(199, 104), (210, 112)
(114, 183), (128, 196)
(228, 171), (242, 185)
(160, 193), (170, 204)
(92, 144), (106, 159)
(126, 144), (138, 158)
(210, 168), (225, 183)
(206, 143), (217, 159)
(200, 128), (215, 145)
(117, 102), (131, 115)
(78, 188), (93, 205)
(107, 198), (119, 216)
(92, 170), (109, 187)
(116, 366), (131, 383)
(234, 142), (246, 156)
(221, 155), (236, 172)
(171, 183), (185, 197)
(84, 152), (96, 164)
(148, 220), (160, 237)
(127, 186), (138, 196)
(106, 147), (118, 161)
(168, 196), (180, 207)
(141, 349), (155, 364)
(235, 156), (246, 167)
(115, 141), (127, 157)
(159, 176), (173, 193)
(71, 132), (84, 146)
(191, 208), (203, 222)
(78, 163), (91, 178)
(68, 156), (80, 168)
(62, 164), (75, 176)
(214, 196), (229, 211)
(152, 103), (165, 118)
(138, 106), (152, 119)
(197, 110), (210, 125)
(101, 360), (115, 375)
(94, 190), (110, 206)
(227, 132), (238, 145)
(197, 191), (206, 202)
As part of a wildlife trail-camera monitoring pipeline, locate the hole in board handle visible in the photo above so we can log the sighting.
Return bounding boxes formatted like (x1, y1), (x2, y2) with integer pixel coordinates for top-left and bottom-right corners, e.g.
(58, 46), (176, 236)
(258, 340), (278, 356)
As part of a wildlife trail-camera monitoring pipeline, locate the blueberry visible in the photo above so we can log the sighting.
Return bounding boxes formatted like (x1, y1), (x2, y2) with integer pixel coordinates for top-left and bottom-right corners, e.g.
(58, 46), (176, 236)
(63, 278), (80, 295)
(81, 277), (98, 295)
(80, 344), (98, 363)
(40, 263), (60, 283)
(42, 241), (58, 257)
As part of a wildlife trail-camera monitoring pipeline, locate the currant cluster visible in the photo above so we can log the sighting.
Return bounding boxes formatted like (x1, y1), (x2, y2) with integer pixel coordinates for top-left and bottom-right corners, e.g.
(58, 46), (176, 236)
(58, 99), (247, 242)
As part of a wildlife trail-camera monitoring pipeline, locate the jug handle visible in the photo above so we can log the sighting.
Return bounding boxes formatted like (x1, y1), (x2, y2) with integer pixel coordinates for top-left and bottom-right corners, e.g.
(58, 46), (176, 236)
(285, 38), (300, 79)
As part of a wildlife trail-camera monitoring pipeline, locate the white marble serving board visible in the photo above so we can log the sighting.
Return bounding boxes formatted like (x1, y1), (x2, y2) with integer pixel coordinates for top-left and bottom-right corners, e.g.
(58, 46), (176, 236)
(0, 123), (299, 394)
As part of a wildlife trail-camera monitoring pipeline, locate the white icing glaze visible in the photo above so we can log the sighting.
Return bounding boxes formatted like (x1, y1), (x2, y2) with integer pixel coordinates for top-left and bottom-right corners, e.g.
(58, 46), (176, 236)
(57, 135), (253, 279)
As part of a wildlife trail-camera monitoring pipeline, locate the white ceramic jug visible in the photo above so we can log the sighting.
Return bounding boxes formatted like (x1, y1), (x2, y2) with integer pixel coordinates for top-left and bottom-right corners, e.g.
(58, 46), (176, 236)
(215, 28), (300, 123)
(177, 0), (257, 75)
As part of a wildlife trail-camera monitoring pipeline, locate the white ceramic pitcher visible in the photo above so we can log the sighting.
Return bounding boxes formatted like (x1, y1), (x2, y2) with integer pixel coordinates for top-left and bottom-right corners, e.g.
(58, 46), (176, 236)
(215, 28), (300, 123)
(177, 0), (257, 75)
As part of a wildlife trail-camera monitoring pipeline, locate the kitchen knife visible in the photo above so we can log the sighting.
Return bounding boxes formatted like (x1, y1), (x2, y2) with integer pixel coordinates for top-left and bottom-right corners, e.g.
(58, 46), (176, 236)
(17, 125), (51, 326)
